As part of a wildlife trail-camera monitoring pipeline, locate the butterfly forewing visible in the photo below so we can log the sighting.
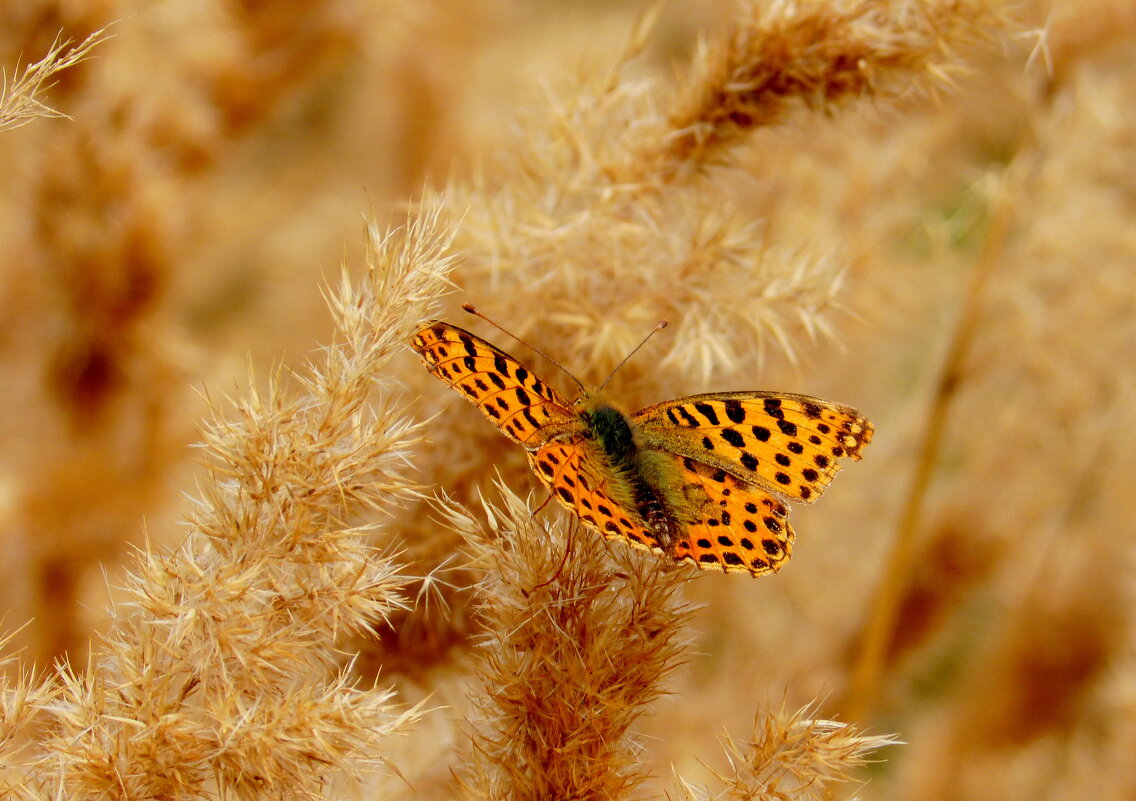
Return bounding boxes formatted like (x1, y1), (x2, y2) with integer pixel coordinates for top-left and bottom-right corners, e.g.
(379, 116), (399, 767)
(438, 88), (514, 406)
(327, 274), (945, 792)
(412, 322), (576, 448)
(632, 392), (873, 504)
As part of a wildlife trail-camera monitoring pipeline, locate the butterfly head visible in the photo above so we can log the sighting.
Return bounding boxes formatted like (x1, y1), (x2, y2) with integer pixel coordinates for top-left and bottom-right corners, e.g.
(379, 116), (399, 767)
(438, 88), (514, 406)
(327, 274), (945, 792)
(573, 391), (639, 462)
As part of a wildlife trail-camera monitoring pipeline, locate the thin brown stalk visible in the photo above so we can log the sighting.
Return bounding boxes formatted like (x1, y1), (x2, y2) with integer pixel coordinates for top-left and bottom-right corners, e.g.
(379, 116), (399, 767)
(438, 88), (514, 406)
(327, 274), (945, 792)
(843, 179), (1016, 721)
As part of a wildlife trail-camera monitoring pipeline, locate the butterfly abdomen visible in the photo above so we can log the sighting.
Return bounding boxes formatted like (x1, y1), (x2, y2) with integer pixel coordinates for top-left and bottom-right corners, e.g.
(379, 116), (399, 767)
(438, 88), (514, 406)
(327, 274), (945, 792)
(584, 403), (681, 543)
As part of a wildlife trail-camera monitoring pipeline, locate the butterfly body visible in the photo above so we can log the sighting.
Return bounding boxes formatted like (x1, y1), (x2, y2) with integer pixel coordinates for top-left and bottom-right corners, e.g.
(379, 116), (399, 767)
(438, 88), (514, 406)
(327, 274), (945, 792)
(574, 397), (688, 547)
(412, 321), (873, 577)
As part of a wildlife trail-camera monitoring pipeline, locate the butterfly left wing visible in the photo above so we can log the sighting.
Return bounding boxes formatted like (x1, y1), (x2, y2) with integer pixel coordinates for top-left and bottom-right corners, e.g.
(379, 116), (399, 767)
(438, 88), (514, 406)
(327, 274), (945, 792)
(632, 391), (873, 504)
(525, 437), (668, 557)
(412, 321), (577, 449)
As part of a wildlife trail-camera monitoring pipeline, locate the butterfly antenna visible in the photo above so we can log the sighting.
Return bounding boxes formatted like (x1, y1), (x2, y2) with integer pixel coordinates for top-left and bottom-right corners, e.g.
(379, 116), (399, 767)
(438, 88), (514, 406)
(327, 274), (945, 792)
(462, 303), (585, 393)
(596, 320), (669, 393)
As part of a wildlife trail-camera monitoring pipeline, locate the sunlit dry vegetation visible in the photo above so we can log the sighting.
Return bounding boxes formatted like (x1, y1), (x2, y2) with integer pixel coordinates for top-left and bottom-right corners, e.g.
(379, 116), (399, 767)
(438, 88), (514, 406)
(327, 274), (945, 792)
(1, 1), (1133, 799)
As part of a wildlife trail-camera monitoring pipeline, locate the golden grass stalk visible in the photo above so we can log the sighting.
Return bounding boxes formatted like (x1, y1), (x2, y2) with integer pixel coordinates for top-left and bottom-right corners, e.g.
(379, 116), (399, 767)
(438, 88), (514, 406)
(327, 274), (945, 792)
(444, 485), (696, 801)
(2, 209), (455, 798)
(629, 0), (1011, 182)
(0, 27), (108, 131)
(677, 703), (899, 801)
(0, 634), (56, 779)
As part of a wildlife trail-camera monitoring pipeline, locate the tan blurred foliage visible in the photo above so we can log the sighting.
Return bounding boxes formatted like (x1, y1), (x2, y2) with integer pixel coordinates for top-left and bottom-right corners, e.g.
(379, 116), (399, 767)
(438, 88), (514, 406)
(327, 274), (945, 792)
(1, 0), (1134, 799)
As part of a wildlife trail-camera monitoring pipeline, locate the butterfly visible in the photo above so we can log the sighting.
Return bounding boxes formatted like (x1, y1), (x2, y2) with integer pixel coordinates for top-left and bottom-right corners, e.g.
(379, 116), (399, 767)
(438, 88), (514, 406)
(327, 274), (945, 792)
(411, 320), (872, 577)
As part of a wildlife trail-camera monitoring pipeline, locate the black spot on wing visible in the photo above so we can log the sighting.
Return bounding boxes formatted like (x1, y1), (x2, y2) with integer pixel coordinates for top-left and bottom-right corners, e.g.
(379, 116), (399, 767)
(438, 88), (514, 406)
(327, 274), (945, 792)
(677, 406), (699, 427)
(693, 402), (720, 425)
(721, 428), (745, 447)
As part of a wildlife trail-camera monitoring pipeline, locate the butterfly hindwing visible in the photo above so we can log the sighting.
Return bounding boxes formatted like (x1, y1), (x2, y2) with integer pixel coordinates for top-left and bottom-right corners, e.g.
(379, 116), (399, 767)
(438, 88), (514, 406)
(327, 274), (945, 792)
(632, 392), (873, 504)
(526, 438), (665, 555)
(412, 322), (576, 448)
(661, 455), (794, 577)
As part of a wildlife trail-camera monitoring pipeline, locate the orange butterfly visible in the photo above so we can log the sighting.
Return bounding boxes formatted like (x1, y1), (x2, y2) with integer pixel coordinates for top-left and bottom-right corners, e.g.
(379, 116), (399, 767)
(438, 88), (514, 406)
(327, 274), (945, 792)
(412, 319), (872, 577)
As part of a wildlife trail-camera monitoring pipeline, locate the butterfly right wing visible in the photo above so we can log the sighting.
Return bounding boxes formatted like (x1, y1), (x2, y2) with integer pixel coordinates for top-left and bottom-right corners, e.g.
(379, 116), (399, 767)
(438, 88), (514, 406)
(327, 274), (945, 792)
(660, 453), (794, 577)
(412, 321), (577, 449)
(633, 392), (873, 504)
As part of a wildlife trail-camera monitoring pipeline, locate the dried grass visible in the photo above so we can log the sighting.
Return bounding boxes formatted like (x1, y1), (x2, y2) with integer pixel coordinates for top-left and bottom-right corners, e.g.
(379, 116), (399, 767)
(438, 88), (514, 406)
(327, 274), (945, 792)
(2, 0), (1133, 799)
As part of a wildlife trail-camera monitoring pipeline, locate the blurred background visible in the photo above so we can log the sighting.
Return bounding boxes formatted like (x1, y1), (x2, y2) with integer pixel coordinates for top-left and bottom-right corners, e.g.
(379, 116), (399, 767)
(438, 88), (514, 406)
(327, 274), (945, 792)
(1, 1), (1133, 799)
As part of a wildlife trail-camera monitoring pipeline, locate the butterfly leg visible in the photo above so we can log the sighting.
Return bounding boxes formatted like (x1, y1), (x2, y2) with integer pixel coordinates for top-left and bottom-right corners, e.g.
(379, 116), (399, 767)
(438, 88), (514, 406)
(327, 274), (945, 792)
(529, 520), (578, 592)
(530, 489), (556, 518)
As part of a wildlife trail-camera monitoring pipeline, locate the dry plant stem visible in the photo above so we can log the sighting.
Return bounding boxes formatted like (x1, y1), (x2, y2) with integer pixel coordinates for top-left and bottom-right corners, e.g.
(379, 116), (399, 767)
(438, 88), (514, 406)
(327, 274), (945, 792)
(452, 488), (694, 801)
(844, 193), (1015, 722)
(11, 211), (455, 798)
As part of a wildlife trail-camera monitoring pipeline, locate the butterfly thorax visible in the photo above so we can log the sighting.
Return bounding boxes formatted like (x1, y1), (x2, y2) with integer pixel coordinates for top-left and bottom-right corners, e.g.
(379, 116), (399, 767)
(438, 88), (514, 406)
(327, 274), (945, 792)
(578, 397), (683, 544)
